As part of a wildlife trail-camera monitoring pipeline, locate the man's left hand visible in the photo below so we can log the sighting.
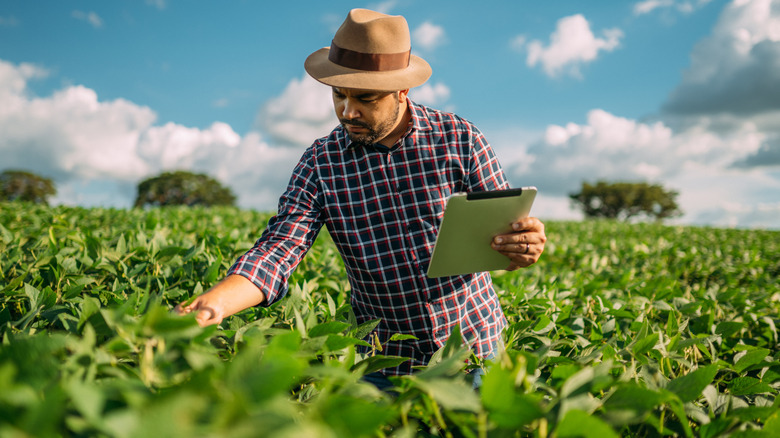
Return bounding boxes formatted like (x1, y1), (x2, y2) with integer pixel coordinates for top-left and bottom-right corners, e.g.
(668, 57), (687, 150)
(491, 217), (546, 271)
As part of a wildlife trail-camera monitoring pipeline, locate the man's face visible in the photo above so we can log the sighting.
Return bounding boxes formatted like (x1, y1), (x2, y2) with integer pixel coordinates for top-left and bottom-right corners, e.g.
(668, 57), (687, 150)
(332, 87), (404, 148)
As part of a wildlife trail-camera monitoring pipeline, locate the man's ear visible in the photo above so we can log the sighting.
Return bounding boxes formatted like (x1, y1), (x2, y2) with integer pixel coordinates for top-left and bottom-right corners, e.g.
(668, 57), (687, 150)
(398, 89), (410, 102)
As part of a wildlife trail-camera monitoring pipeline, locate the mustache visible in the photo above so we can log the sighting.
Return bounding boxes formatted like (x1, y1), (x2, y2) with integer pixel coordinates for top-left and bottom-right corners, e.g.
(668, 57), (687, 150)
(340, 119), (371, 129)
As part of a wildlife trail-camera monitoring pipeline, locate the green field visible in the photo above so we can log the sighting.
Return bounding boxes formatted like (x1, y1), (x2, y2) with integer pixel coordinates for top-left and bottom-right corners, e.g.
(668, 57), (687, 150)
(1, 203), (779, 437)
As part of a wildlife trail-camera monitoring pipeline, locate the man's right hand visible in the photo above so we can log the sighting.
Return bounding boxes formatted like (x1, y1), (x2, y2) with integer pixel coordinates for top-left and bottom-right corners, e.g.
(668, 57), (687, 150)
(174, 274), (266, 327)
(175, 294), (225, 327)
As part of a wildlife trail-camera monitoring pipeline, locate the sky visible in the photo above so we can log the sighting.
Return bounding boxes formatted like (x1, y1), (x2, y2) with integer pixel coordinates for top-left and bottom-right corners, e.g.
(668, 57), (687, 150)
(1, 0), (779, 229)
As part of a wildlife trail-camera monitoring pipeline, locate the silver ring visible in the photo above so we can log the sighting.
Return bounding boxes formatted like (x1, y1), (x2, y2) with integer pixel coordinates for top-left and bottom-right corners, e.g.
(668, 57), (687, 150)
(524, 243), (530, 254)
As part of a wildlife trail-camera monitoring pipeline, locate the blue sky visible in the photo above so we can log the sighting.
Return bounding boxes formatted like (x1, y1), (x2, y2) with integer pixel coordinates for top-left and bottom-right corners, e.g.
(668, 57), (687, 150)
(2, 0), (779, 229)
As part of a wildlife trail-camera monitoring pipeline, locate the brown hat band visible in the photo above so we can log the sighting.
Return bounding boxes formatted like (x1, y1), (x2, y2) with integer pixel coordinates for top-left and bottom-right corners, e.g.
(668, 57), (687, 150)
(328, 41), (411, 72)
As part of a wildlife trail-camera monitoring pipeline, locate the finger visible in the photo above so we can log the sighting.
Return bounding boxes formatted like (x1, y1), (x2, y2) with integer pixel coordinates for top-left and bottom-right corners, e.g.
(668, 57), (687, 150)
(174, 303), (190, 314)
(497, 243), (542, 266)
(195, 307), (221, 327)
(492, 234), (538, 249)
(495, 244), (533, 258)
(493, 229), (542, 245)
(502, 254), (533, 269)
(493, 233), (521, 245)
(510, 216), (541, 232)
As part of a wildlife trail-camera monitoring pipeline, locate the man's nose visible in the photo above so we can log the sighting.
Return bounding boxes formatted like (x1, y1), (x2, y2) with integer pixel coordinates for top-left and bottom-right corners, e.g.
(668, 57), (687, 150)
(342, 99), (361, 119)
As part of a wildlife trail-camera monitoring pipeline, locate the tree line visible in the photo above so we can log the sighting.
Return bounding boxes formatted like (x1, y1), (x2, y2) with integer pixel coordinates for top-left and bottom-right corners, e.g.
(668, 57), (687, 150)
(1, 169), (681, 221)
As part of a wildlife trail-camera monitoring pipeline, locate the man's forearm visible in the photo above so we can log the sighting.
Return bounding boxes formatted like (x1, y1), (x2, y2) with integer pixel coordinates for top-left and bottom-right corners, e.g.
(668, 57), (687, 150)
(208, 273), (266, 312)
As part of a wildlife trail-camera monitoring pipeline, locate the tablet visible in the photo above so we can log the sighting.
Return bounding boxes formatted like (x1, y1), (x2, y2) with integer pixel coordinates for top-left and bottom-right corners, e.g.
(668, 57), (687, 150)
(426, 187), (537, 278)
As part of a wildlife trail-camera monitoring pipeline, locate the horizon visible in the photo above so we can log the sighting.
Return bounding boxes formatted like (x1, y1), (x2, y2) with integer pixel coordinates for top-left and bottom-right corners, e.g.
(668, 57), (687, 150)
(1, 0), (779, 229)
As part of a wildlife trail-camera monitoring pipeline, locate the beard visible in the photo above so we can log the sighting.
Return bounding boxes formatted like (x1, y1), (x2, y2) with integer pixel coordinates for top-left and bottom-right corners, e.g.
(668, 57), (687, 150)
(340, 103), (400, 148)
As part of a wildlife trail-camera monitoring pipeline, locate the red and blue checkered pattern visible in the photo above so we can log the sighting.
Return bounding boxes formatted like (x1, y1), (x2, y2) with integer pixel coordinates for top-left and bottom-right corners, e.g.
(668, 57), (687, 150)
(229, 100), (510, 375)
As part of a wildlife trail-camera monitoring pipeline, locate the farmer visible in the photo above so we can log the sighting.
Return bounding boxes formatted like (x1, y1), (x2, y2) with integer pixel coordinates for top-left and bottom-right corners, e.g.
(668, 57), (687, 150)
(177, 8), (546, 388)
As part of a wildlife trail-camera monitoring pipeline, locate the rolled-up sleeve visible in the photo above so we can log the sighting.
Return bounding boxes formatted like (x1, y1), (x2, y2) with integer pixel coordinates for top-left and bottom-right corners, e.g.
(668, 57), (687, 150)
(227, 146), (324, 306)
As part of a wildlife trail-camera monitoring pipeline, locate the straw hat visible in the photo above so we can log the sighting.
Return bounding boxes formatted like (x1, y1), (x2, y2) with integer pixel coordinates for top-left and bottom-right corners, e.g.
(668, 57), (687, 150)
(304, 9), (432, 91)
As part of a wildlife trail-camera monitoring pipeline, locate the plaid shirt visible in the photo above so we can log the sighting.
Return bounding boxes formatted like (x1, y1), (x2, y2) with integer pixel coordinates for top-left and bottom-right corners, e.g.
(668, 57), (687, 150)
(229, 99), (510, 375)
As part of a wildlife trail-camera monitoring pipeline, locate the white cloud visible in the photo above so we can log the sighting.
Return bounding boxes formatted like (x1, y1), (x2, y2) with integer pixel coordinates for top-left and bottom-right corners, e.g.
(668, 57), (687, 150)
(523, 14), (623, 78)
(634, 0), (714, 16)
(510, 35), (527, 52)
(0, 58), (305, 211)
(369, 1), (398, 15)
(499, 0), (780, 228)
(666, 162), (780, 228)
(502, 108), (776, 226)
(146, 0), (167, 10)
(413, 21), (446, 51)
(409, 82), (451, 107)
(635, 0), (675, 14)
(256, 74), (337, 147)
(213, 98), (229, 108)
(663, 0), (780, 117)
(209, 132), (303, 209)
(0, 60), (48, 106)
(2, 83), (155, 182)
(71, 10), (103, 28)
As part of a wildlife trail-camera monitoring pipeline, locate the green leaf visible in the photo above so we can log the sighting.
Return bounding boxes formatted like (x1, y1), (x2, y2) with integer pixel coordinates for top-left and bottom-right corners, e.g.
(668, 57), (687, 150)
(632, 332), (660, 355)
(143, 305), (202, 338)
(556, 409), (619, 438)
(699, 417), (739, 438)
(413, 378), (481, 412)
(481, 365), (544, 428)
(203, 253), (223, 283)
(326, 292), (337, 317)
(607, 309), (636, 319)
(560, 366), (596, 399)
(729, 377), (775, 396)
(308, 321), (350, 338)
(715, 321), (744, 338)
(388, 333), (418, 342)
(533, 314), (554, 333)
(116, 233), (127, 254)
(665, 365), (719, 403)
(352, 355), (410, 375)
(727, 406), (779, 422)
(763, 410), (780, 436)
(351, 318), (381, 341)
(604, 384), (669, 414)
(293, 306), (307, 337)
(417, 347), (471, 380)
(324, 334), (370, 351)
(734, 348), (770, 374)
(66, 379), (105, 422)
(24, 283), (55, 310)
(315, 394), (394, 437)
(666, 311), (679, 338)
(0, 223), (12, 243)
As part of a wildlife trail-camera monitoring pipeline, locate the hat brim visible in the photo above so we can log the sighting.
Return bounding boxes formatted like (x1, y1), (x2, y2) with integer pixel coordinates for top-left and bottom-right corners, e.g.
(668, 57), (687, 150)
(304, 47), (432, 91)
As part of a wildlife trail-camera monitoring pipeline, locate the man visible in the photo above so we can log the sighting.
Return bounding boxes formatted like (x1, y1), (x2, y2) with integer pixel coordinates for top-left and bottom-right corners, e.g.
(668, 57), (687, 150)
(177, 9), (546, 384)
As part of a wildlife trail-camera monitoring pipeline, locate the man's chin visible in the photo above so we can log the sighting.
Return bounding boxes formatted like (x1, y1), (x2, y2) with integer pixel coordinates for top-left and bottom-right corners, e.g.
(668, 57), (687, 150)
(347, 133), (376, 147)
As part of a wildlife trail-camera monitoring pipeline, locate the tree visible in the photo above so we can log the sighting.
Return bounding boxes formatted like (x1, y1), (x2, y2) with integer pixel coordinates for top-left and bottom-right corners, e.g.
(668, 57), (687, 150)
(0, 170), (57, 205)
(569, 181), (682, 222)
(134, 171), (237, 208)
